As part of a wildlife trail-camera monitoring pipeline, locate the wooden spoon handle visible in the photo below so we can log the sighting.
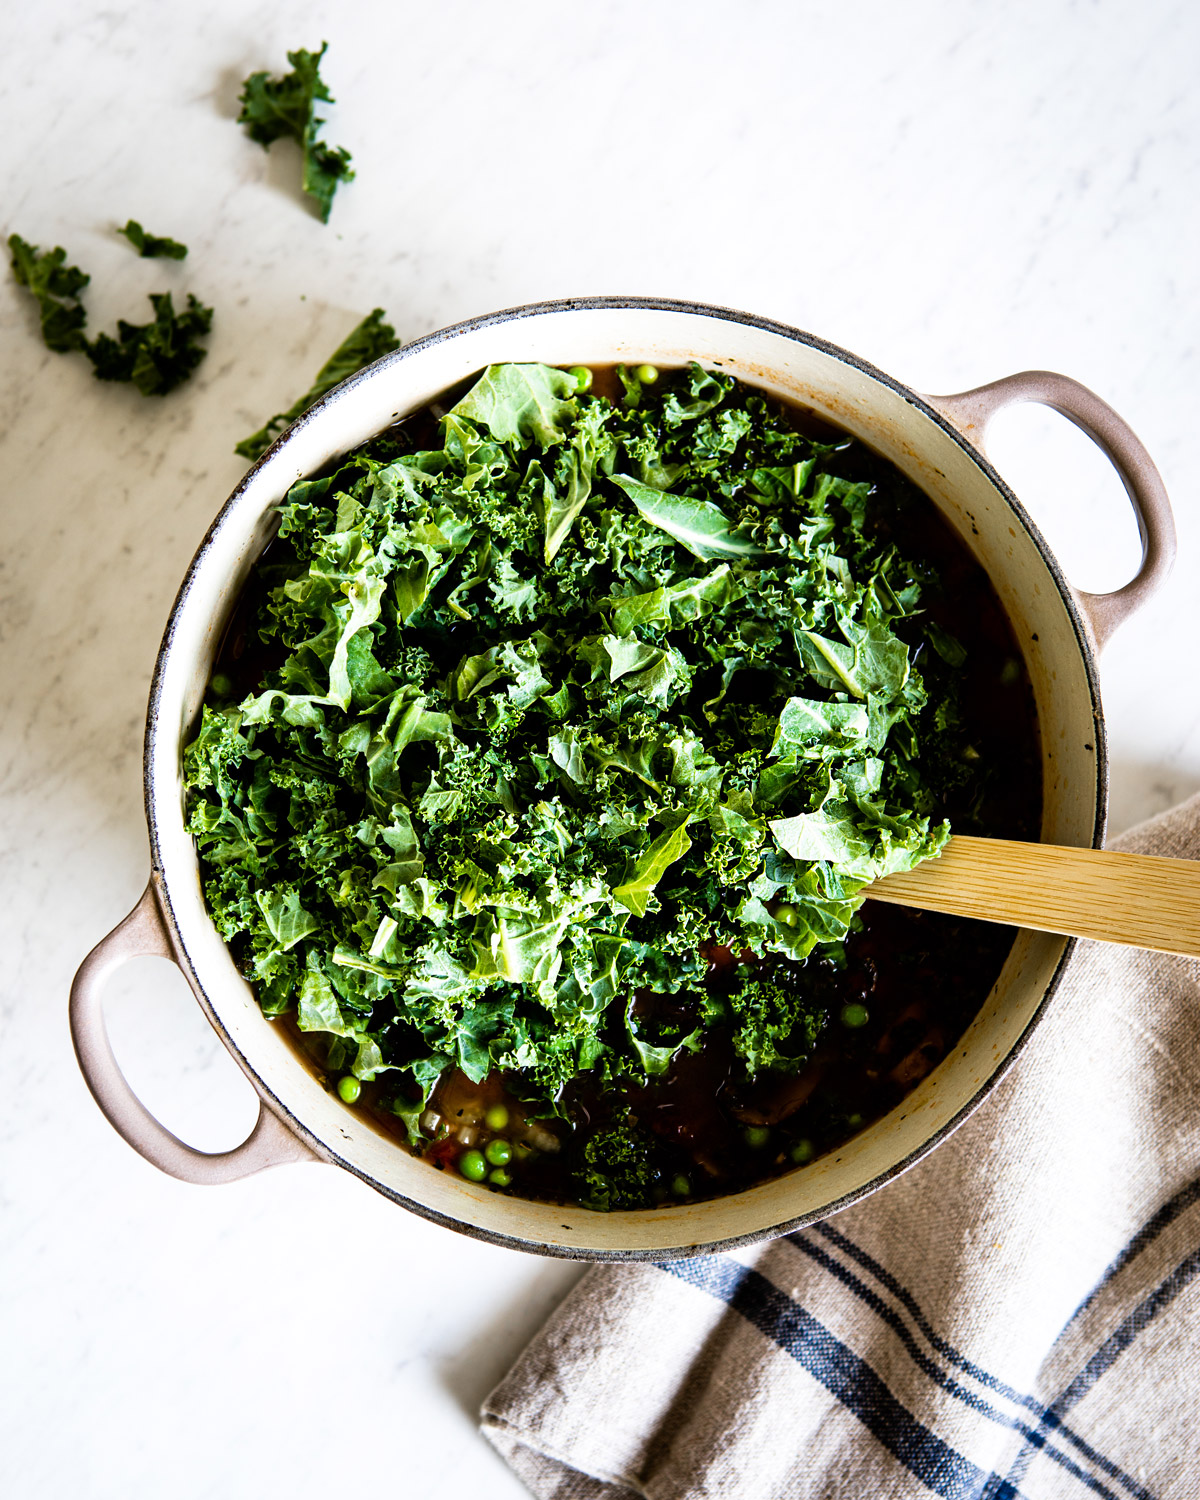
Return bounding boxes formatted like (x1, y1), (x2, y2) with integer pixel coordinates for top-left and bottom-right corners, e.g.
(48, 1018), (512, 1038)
(867, 835), (1200, 958)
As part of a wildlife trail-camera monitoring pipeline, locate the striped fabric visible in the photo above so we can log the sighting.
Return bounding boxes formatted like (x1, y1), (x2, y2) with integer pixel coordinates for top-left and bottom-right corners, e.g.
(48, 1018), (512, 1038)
(482, 797), (1200, 1499)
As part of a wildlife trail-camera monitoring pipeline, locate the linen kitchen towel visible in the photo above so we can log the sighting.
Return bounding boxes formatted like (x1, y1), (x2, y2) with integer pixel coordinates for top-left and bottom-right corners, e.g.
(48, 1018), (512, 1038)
(482, 795), (1200, 1499)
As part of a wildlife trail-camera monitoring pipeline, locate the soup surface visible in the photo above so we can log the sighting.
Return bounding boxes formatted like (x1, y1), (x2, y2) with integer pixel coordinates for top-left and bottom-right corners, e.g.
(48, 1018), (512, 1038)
(185, 362), (1040, 1210)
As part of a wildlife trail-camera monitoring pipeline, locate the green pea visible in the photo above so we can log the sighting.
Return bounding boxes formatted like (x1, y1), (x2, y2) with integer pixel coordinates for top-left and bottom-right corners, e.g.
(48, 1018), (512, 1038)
(484, 1104), (510, 1132)
(773, 902), (801, 929)
(1000, 657), (1021, 687)
(210, 673), (234, 699)
(488, 1168), (512, 1188)
(790, 1138), (815, 1165)
(336, 1075), (361, 1104)
(485, 1137), (512, 1167)
(847, 1113), (864, 1131)
(671, 1174), (691, 1197)
(458, 1149), (487, 1182)
(840, 1002), (870, 1029)
(744, 1125), (771, 1149)
(512, 1141), (533, 1161)
(567, 365), (593, 392)
(635, 363), (659, 384)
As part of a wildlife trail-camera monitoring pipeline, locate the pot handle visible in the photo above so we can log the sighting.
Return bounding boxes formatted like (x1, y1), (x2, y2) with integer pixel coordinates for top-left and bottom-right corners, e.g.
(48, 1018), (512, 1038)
(70, 883), (318, 1184)
(924, 371), (1175, 651)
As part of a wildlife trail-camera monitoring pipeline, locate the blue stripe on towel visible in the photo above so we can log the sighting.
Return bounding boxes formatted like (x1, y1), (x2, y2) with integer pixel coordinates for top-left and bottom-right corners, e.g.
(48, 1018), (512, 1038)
(784, 1232), (1148, 1500)
(1003, 1244), (1200, 1490)
(1054, 1244), (1200, 1410)
(661, 1256), (1015, 1500)
(811, 1224), (1037, 1409)
(1058, 1173), (1200, 1337)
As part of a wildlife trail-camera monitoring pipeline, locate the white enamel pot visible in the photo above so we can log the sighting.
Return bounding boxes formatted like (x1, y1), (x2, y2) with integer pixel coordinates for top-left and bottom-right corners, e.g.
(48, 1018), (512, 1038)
(70, 298), (1176, 1259)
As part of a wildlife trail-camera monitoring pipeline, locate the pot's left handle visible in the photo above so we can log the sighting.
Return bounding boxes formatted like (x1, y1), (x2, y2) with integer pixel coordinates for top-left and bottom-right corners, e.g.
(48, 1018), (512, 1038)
(70, 883), (318, 1184)
(925, 370), (1176, 651)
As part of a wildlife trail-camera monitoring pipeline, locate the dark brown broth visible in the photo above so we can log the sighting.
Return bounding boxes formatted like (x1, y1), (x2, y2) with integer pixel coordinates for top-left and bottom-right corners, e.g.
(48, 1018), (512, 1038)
(214, 368), (1042, 1208)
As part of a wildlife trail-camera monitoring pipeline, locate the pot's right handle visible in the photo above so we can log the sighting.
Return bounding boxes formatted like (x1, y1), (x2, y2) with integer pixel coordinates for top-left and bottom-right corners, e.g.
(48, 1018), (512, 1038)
(924, 371), (1175, 652)
(70, 883), (318, 1184)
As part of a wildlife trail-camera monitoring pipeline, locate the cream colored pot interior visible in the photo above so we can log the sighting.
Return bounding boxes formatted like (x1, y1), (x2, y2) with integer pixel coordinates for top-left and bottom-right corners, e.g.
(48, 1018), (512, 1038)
(148, 303), (1098, 1256)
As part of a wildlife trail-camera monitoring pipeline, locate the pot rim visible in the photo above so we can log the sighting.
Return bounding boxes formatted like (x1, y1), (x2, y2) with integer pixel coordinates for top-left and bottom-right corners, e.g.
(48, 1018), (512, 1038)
(142, 295), (1104, 1259)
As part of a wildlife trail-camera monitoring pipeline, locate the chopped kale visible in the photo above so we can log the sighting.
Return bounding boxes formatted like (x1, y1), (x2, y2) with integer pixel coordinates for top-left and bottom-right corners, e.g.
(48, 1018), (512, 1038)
(8, 233), (89, 352)
(575, 1113), (658, 1211)
(724, 970), (827, 1075)
(119, 220), (188, 259)
(237, 42), (354, 222)
(85, 291), (213, 396)
(10, 231), (212, 395)
(235, 308), (399, 460)
(183, 362), (972, 1172)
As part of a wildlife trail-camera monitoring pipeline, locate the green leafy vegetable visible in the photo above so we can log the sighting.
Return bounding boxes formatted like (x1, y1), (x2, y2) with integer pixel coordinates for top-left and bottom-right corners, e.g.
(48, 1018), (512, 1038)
(721, 969), (827, 1075)
(574, 1111), (657, 1210)
(611, 818), (694, 917)
(184, 360), (975, 1191)
(85, 292), (213, 396)
(451, 363), (579, 449)
(927, 620), (968, 667)
(234, 308), (400, 461)
(609, 472), (771, 562)
(119, 220), (188, 259)
(8, 233), (89, 351)
(9, 232), (212, 395)
(237, 42), (354, 222)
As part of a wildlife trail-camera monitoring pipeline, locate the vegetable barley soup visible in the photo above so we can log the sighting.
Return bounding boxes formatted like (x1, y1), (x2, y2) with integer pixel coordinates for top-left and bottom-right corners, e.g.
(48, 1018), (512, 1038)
(185, 362), (1041, 1210)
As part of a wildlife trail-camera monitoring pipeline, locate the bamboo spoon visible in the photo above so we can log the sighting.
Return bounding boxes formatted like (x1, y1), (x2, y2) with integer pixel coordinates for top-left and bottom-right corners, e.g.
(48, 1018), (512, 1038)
(866, 835), (1200, 959)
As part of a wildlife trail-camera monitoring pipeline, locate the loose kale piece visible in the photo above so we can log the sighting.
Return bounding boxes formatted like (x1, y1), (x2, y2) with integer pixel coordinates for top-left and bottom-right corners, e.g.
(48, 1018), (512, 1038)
(720, 969), (827, 1075)
(184, 363), (972, 1156)
(237, 42), (354, 222)
(235, 308), (399, 460)
(10, 231), (211, 395)
(85, 291), (213, 396)
(574, 1113), (658, 1211)
(8, 233), (90, 352)
(119, 220), (188, 259)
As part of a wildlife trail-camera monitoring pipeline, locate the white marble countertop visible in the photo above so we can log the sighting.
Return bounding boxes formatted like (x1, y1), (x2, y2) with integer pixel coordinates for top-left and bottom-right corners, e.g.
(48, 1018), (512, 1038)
(2, 2), (1198, 1495)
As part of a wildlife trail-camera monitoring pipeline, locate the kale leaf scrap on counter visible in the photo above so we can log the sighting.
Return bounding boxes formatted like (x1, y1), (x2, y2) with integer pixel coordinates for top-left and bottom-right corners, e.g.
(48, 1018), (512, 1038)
(85, 292), (213, 396)
(183, 362), (977, 1201)
(8, 232), (212, 396)
(7, 233), (90, 352)
(237, 41), (354, 223)
(119, 220), (188, 260)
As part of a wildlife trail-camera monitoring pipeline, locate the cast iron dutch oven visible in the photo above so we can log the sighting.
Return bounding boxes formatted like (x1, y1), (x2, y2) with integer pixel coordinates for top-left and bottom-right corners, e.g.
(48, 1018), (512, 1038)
(70, 298), (1175, 1259)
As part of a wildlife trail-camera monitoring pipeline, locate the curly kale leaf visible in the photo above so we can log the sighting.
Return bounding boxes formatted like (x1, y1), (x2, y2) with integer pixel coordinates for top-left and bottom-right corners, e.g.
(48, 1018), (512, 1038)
(609, 472), (772, 563)
(119, 220), (188, 260)
(8, 233), (90, 352)
(85, 291), (213, 396)
(574, 1112), (658, 1210)
(237, 41), (354, 222)
(10, 233), (211, 395)
(235, 308), (400, 461)
(184, 361), (970, 1133)
(449, 363), (580, 450)
(721, 970), (827, 1075)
